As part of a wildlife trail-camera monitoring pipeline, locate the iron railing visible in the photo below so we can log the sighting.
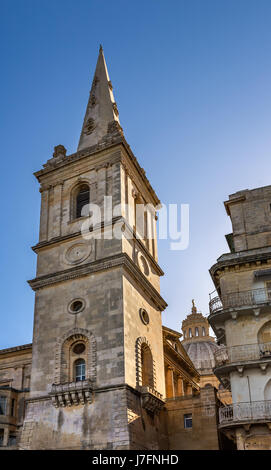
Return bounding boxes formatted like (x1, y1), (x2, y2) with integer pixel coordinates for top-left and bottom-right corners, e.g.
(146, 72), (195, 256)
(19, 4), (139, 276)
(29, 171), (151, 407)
(219, 400), (271, 425)
(214, 342), (271, 367)
(209, 287), (271, 314)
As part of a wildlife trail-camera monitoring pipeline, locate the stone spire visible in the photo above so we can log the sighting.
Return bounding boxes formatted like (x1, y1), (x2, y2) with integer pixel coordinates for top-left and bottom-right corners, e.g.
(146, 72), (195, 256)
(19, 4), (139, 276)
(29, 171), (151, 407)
(77, 45), (121, 151)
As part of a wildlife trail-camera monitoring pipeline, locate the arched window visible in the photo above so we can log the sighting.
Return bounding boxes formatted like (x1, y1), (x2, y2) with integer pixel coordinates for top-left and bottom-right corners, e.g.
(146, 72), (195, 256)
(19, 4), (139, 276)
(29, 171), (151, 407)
(55, 328), (97, 385)
(189, 328), (192, 338)
(141, 344), (154, 388)
(258, 321), (271, 344)
(74, 358), (86, 382)
(264, 379), (271, 400)
(75, 184), (90, 219)
(195, 327), (199, 337)
(202, 327), (206, 336)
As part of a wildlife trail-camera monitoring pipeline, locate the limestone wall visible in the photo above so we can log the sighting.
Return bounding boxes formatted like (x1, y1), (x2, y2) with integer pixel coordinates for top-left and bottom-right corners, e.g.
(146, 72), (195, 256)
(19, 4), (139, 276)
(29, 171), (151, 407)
(164, 387), (220, 450)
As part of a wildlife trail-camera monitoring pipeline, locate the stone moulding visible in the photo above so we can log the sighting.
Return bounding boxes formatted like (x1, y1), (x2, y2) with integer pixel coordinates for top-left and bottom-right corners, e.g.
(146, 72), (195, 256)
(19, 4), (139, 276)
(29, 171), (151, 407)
(28, 253), (167, 311)
(32, 217), (164, 278)
(0, 343), (32, 355)
(35, 137), (160, 206)
(54, 327), (97, 384)
(50, 380), (93, 407)
(135, 337), (156, 389)
(209, 248), (271, 289)
(140, 385), (165, 414)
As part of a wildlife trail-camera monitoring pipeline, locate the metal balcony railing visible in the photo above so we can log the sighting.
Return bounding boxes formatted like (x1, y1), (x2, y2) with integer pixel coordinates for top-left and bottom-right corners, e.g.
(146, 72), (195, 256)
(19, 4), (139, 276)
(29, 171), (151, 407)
(214, 342), (271, 367)
(219, 401), (271, 425)
(209, 288), (271, 315)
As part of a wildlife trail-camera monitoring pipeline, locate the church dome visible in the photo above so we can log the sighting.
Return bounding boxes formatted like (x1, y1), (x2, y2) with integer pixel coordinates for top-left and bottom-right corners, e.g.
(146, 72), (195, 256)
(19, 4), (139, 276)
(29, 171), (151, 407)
(183, 340), (219, 373)
(181, 300), (220, 374)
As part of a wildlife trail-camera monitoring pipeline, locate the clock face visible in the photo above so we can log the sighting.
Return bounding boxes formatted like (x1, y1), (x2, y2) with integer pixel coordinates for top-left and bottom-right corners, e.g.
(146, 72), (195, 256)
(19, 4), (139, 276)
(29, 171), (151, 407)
(65, 242), (91, 265)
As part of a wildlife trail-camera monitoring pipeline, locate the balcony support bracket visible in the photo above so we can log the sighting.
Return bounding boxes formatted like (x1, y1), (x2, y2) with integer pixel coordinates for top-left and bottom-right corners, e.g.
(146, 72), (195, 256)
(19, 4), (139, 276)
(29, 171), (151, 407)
(243, 424), (251, 433)
(253, 308), (260, 319)
(231, 312), (238, 321)
(260, 363), (268, 374)
(236, 366), (244, 377)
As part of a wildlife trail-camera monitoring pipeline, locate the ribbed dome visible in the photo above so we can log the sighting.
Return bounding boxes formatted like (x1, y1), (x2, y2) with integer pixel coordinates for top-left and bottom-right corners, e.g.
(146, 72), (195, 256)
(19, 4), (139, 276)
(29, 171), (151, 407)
(183, 340), (220, 373)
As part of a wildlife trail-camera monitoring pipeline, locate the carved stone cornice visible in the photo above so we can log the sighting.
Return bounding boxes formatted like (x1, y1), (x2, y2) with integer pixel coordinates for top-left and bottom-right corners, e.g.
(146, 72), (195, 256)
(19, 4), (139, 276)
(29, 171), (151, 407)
(34, 137), (160, 207)
(163, 340), (200, 384)
(210, 247), (271, 289)
(32, 230), (83, 252)
(31, 217), (164, 276)
(0, 344), (32, 355)
(35, 145), (122, 181)
(28, 252), (167, 311)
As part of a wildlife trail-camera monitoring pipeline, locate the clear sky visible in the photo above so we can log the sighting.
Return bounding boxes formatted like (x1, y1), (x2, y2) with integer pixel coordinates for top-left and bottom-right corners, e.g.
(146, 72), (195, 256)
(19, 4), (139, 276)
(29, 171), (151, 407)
(1, 0), (271, 348)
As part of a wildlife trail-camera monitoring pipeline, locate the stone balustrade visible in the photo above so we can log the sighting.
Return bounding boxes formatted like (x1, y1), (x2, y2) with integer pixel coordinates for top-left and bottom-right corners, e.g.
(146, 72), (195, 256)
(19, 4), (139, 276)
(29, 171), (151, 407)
(209, 287), (271, 315)
(50, 380), (93, 407)
(219, 400), (271, 425)
(140, 386), (165, 414)
(214, 342), (271, 367)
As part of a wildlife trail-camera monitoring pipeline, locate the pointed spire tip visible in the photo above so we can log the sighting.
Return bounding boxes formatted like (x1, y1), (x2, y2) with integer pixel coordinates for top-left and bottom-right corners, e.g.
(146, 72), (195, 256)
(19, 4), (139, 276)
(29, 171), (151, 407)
(99, 44), (103, 52)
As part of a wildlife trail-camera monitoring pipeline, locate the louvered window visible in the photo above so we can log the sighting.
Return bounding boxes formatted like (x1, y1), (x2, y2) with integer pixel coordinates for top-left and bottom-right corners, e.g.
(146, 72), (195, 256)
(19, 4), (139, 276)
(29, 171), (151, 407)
(76, 185), (89, 219)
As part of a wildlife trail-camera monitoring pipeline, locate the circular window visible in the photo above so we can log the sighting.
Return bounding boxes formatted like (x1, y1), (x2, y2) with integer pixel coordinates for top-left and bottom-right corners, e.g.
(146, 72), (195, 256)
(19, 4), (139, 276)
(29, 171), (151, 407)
(138, 254), (150, 276)
(73, 343), (86, 355)
(139, 308), (150, 325)
(68, 299), (85, 314)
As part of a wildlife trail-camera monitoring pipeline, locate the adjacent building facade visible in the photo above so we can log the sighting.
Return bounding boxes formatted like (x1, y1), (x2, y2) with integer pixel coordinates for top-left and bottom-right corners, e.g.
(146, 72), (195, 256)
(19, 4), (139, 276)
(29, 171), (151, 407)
(209, 186), (271, 450)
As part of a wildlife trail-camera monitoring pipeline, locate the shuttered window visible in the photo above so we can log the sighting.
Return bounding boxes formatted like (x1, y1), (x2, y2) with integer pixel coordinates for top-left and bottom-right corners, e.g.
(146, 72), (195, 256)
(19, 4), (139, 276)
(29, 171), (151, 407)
(76, 185), (89, 219)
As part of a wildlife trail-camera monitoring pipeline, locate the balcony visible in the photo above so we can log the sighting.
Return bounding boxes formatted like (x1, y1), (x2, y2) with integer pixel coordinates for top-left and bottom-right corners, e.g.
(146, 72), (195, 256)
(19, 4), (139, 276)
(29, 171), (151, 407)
(214, 342), (271, 370)
(219, 401), (271, 426)
(209, 287), (271, 315)
(50, 380), (93, 407)
(140, 386), (165, 414)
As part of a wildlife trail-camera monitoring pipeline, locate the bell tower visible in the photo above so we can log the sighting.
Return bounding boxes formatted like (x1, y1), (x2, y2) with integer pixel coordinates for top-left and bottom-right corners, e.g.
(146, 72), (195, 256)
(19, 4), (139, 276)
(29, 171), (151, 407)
(20, 47), (167, 450)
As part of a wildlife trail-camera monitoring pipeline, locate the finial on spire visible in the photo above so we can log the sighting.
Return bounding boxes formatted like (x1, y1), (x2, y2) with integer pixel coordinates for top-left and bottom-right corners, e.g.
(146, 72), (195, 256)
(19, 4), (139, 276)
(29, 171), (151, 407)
(99, 44), (103, 52)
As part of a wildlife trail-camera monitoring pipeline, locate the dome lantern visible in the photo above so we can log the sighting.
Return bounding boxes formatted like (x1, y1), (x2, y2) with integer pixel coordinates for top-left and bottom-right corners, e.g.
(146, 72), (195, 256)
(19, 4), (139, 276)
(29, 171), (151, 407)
(181, 300), (221, 375)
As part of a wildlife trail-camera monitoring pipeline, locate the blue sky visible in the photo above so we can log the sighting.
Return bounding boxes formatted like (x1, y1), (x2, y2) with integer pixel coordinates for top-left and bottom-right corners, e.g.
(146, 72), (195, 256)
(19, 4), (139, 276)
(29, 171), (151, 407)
(1, 0), (271, 348)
